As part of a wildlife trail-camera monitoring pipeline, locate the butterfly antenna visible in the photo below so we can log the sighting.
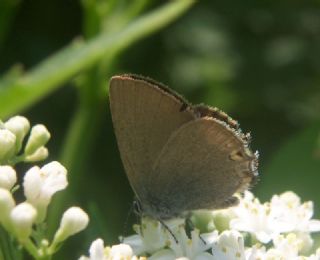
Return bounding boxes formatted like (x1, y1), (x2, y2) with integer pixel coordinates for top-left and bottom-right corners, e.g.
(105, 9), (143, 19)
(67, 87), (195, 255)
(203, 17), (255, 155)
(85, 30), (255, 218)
(121, 201), (135, 242)
(158, 218), (178, 244)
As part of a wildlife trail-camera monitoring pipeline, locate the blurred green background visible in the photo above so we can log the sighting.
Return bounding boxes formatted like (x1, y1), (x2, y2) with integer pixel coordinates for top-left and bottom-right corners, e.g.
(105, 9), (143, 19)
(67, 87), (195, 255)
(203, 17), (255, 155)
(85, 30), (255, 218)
(1, 0), (320, 258)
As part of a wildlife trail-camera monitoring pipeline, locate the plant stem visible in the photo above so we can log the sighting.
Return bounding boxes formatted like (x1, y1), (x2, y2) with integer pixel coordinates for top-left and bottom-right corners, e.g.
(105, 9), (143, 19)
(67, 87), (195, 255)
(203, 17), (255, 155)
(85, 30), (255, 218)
(20, 239), (38, 259)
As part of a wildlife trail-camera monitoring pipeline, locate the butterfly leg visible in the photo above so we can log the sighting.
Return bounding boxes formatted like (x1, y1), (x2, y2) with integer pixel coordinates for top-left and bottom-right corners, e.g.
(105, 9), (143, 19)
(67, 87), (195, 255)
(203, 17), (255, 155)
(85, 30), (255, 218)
(185, 216), (206, 245)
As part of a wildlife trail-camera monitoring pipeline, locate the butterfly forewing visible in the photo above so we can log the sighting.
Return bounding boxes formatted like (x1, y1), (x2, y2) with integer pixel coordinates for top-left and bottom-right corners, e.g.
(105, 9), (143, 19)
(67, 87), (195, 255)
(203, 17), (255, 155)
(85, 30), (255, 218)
(109, 75), (195, 202)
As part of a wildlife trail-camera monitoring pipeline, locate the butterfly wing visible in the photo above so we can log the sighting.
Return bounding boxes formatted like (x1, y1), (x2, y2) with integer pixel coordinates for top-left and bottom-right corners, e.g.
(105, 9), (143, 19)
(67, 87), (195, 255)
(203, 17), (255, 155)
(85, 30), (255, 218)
(147, 117), (258, 219)
(109, 75), (195, 202)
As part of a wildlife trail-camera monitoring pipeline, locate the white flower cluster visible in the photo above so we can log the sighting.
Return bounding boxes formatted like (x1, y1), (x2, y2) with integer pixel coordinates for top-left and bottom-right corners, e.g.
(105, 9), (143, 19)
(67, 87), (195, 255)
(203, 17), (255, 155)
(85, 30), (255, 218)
(81, 191), (320, 260)
(0, 115), (50, 164)
(0, 115), (89, 259)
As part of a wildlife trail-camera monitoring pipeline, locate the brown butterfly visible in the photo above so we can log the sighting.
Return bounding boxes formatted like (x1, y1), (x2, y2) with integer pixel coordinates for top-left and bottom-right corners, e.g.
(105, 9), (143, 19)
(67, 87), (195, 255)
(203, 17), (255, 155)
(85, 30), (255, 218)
(109, 74), (258, 221)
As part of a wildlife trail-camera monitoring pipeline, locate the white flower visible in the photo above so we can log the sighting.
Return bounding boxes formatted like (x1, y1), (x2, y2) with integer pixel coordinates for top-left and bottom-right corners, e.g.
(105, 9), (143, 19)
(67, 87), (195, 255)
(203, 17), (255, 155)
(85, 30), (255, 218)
(80, 238), (106, 260)
(149, 249), (176, 260)
(54, 207), (89, 243)
(245, 240), (314, 260)
(230, 191), (320, 244)
(24, 147), (49, 162)
(0, 188), (15, 227)
(167, 227), (216, 260)
(79, 239), (104, 260)
(123, 217), (173, 255)
(0, 129), (16, 162)
(248, 233), (302, 259)
(81, 191), (320, 260)
(211, 230), (245, 260)
(270, 192), (320, 234)
(10, 202), (37, 240)
(79, 239), (139, 260)
(108, 243), (136, 259)
(295, 232), (313, 254)
(5, 116), (30, 152)
(23, 161), (68, 205)
(245, 245), (268, 260)
(0, 166), (17, 190)
(24, 124), (50, 156)
(124, 217), (216, 259)
(271, 233), (302, 258)
(23, 161), (68, 221)
(230, 191), (293, 243)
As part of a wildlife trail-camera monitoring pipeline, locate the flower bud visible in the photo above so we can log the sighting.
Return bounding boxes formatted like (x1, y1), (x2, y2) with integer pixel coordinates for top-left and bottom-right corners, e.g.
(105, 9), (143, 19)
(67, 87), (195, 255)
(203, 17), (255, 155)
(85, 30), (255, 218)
(0, 188), (15, 227)
(24, 124), (50, 156)
(5, 116), (30, 152)
(54, 207), (89, 243)
(79, 239), (136, 260)
(23, 161), (68, 222)
(212, 230), (245, 259)
(108, 243), (134, 259)
(0, 166), (17, 190)
(212, 208), (236, 232)
(24, 147), (49, 162)
(10, 202), (37, 240)
(0, 129), (16, 162)
(79, 238), (105, 260)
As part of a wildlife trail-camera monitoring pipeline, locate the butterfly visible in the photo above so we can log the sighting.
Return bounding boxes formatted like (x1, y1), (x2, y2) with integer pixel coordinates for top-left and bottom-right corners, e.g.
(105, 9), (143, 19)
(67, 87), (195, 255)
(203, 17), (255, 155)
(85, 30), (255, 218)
(109, 74), (258, 221)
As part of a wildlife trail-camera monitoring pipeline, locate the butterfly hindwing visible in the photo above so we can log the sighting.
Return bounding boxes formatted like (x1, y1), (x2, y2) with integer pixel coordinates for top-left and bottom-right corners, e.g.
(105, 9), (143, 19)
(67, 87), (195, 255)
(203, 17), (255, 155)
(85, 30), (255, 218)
(146, 117), (257, 218)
